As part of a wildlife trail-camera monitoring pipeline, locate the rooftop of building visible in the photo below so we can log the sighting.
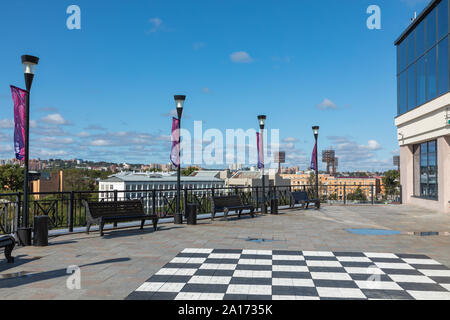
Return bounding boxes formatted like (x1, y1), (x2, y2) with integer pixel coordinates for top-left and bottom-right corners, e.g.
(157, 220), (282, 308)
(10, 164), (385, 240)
(100, 171), (224, 183)
(394, 0), (440, 45)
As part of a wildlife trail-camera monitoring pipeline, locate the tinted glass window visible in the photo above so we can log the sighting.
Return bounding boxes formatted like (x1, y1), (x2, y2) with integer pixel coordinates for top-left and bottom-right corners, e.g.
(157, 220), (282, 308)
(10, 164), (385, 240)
(427, 8), (437, 50)
(416, 20), (426, 57)
(427, 46), (438, 100)
(408, 64), (417, 110)
(438, 36), (449, 95)
(415, 140), (438, 199)
(399, 40), (407, 73)
(417, 55), (427, 105)
(438, 0), (449, 40)
(408, 31), (416, 65)
(399, 71), (408, 114)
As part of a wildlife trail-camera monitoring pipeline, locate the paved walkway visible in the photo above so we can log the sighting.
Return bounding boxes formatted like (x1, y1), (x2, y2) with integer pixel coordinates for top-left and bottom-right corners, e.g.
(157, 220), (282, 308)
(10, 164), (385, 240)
(1, 204), (450, 300)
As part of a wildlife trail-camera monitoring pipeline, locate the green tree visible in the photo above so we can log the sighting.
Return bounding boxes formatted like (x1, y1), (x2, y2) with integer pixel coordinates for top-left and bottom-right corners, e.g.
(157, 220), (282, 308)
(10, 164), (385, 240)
(347, 187), (367, 201)
(0, 164), (24, 192)
(383, 170), (400, 196)
(181, 166), (198, 176)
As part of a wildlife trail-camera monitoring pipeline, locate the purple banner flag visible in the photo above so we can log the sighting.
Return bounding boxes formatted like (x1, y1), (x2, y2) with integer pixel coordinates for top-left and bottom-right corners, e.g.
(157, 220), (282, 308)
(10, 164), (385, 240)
(170, 117), (180, 167)
(257, 132), (264, 169)
(311, 141), (317, 171)
(10, 86), (27, 161)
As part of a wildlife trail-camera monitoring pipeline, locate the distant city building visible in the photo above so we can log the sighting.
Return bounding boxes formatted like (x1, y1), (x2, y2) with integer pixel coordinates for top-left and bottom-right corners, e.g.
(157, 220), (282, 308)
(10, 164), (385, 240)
(228, 163), (243, 171)
(281, 173), (382, 200)
(226, 170), (290, 191)
(31, 170), (64, 199)
(99, 171), (226, 210)
(395, 0), (450, 213)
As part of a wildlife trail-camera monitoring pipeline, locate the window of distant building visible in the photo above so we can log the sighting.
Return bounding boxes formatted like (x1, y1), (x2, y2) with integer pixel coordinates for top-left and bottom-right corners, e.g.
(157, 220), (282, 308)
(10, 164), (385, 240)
(397, 0), (450, 116)
(413, 140), (438, 200)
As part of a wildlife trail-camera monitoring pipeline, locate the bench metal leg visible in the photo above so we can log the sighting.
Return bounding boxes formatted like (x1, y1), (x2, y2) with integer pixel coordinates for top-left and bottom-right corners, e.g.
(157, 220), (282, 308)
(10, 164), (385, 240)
(4, 243), (15, 263)
(100, 221), (105, 236)
(153, 219), (158, 231)
(211, 212), (215, 221)
(140, 220), (145, 230)
(238, 210), (242, 219)
(250, 209), (255, 218)
(86, 223), (91, 234)
(224, 209), (229, 221)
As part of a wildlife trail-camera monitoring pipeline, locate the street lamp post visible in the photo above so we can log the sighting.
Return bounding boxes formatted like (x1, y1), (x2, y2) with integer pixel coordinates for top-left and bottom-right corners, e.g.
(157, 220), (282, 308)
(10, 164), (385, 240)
(312, 126), (320, 201)
(19, 55), (39, 243)
(174, 95), (185, 225)
(258, 115), (267, 214)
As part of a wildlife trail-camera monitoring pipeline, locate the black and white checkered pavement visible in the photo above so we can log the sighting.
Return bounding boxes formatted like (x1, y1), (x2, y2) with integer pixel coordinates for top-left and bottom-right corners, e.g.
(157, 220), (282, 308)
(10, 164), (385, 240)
(126, 248), (450, 300)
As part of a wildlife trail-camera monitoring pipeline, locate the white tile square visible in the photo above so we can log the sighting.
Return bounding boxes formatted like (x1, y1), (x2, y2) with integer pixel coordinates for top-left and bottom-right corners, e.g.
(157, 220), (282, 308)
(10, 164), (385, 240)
(302, 251), (334, 257)
(175, 292), (202, 300)
(306, 260), (342, 267)
(407, 290), (450, 300)
(344, 267), (384, 275)
(272, 265), (308, 272)
(273, 255), (305, 261)
(337, 256), (371, 263)
(389, 275), (435, 283)
(174, 268), (197, 276)
(355, 280), (403, 290)
(311, 272), (352, 281)
(402, 258), (440, 265)
(238, 259), (272, 265)
(199, 293), (225, 300)
(248, 285), (271, 295)
(155, 268), (179, 275)
(419, 269), (450, 277)
(208, 253), (241, 259)
(374, 262), (414, 270)
(226, 285), (250, 294)
(364, 252), (398, 259)
(158, 282), (185, 292)
(136, 282), (165, 292)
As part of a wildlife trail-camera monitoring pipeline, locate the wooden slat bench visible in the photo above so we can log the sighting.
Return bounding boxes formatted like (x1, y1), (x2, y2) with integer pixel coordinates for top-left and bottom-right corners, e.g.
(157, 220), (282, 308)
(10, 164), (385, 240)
(290, 191), (320, 210)
(82, 200), (159, 236)
(0, 235), (15, 263)
(210, 195), (255, 221)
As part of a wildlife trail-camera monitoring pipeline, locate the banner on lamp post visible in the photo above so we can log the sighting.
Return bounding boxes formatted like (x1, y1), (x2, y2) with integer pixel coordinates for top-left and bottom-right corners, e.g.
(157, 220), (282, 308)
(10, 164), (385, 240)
(257, 132), (264, 169)
(170, 117), (180, 167)
(311, 141), (317, 171)
(10, 85), (27, 161)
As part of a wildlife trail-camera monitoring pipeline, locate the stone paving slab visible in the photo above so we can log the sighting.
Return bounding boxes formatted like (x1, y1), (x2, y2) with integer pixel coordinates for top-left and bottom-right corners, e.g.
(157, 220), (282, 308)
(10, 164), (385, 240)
(1, 205), (450, 300)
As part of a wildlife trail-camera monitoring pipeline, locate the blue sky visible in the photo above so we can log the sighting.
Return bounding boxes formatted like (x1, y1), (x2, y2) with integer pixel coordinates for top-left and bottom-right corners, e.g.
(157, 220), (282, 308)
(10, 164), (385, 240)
(0, 0), (431, 170)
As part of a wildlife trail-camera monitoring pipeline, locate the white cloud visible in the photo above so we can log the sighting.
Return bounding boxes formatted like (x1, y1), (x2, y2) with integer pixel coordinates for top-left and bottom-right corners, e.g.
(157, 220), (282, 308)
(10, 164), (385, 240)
(77, 131), (90, 137)
(230, 51), (254, 63)
(148, 17), (163, 33)
(90, 139), (112, 146)
(367, 140), (382, 150)
(282, 137), (299, 143)
(0, 119), (14, 129)
(40, 113), (69, 125)
(317, 98), (338, 110)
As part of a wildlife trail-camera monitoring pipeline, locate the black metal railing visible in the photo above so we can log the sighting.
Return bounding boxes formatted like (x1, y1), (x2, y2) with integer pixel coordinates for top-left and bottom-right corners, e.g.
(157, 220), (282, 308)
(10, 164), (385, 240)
(0, 184), (401, 235)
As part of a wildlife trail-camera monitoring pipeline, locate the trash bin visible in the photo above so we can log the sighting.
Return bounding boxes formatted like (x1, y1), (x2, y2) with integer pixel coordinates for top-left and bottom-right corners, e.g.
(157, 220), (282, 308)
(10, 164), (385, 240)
(33, 215), (49, 247)
(185, 204), (197, 225)
(17, 227), (32, 246)
(271, 199), (279, 215)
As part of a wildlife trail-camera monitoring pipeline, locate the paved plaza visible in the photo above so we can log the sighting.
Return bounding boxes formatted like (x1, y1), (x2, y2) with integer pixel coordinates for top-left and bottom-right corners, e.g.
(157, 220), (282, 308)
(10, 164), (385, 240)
(1, 204), (450, 300)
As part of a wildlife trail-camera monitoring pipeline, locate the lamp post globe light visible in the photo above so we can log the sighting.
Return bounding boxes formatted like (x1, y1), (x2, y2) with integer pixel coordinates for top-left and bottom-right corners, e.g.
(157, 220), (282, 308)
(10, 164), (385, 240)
(17, 55), (39, 246)
(174, 95), (186, 225)
(258, 115), (267, 214)
(312, 126), (320, 201)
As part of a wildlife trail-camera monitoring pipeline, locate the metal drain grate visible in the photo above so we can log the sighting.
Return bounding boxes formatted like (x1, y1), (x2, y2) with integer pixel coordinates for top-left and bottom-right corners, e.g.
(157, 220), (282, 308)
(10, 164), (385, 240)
(245, 237), (274, 243)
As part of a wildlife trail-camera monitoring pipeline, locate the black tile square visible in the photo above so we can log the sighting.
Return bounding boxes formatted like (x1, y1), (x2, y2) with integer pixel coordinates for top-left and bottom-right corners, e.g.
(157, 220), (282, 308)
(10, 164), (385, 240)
(361, 289), (414, 300)
(181, 284), (228, 293)
(313, 279), (359, 288)
(272, 271), (312, 279)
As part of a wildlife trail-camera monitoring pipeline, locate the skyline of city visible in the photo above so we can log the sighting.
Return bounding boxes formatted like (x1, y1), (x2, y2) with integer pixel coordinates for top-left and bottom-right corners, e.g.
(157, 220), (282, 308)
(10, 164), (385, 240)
(0, 0), (431, 171)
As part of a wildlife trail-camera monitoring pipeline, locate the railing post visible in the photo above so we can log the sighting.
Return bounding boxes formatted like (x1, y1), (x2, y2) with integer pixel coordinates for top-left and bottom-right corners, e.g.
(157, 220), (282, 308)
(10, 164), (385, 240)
(371, 185), (374, 205)
(69, 191), (74, 232)
(343, 184), (346, 205)
(114, 190), (118, 202)
(184, 187), (188, 216)
(152, 190), (156, 215)
(255, 186), (259, 210)
(14, 193), (21, 233)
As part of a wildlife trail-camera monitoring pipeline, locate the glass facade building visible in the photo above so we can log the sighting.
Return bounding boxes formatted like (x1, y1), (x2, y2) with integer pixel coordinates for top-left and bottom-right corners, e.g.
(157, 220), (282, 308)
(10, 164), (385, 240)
(397, 0), (450, 116)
